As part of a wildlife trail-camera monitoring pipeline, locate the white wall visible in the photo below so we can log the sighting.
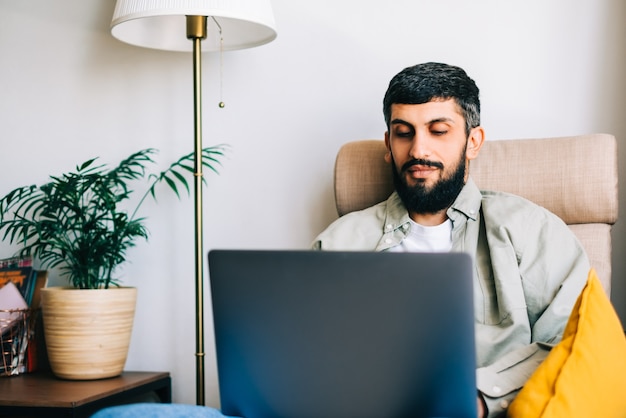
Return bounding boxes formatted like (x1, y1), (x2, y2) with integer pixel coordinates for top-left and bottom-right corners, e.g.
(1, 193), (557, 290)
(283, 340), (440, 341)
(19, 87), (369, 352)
(1, 0), (624, 408)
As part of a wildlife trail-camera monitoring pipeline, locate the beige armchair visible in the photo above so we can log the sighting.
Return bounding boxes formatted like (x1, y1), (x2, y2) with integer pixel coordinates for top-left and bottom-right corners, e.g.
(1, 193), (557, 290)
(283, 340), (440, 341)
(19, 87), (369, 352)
(333, 134), (618, 294)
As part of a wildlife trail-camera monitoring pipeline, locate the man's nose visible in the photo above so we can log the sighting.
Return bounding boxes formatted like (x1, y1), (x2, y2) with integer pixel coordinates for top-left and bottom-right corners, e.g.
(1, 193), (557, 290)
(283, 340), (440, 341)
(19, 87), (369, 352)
(408, 135), (432, 160)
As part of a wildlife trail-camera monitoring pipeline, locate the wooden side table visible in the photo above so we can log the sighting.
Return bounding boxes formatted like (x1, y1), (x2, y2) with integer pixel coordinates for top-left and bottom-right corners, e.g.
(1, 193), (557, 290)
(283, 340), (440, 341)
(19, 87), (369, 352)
(0, 370), (171, 418)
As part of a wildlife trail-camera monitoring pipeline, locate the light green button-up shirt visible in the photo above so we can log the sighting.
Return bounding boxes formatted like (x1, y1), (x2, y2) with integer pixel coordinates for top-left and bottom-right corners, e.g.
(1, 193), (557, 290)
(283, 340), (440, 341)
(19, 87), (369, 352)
(312, 178), (589, 417)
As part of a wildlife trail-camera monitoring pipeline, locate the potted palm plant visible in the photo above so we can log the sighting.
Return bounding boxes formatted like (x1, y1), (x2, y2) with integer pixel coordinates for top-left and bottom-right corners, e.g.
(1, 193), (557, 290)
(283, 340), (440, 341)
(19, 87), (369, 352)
(0, 146), (225, 380)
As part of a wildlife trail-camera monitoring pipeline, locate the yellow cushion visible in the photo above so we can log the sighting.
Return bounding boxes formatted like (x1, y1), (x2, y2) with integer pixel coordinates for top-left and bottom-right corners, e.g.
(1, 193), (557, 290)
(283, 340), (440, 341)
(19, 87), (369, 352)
(508, 269), (626, 417)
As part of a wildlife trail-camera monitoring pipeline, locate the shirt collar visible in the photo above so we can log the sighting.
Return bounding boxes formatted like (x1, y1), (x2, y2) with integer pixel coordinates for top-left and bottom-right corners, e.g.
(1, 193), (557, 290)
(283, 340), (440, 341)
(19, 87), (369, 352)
(448, 177), (482, 222)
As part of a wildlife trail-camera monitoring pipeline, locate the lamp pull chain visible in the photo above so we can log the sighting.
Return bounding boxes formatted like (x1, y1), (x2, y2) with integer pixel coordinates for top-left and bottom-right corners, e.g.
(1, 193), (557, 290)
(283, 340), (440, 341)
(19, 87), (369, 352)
(211, 17), (225, 109)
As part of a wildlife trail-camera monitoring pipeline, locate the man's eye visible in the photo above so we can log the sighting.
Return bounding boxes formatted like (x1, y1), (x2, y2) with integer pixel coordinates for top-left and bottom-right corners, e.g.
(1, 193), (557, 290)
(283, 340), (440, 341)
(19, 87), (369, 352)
(395, 131), (412, 138)
(431, 130), (447, 136)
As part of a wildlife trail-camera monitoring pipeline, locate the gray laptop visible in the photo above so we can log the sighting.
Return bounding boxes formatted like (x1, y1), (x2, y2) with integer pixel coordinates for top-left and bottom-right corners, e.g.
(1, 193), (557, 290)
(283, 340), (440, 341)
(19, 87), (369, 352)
(208, 250), (477, 418)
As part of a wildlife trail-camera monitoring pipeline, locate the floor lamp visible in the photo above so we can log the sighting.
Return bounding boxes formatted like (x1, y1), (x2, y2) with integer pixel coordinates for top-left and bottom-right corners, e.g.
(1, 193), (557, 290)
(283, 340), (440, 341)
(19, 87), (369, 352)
(110, 0), (277, 406)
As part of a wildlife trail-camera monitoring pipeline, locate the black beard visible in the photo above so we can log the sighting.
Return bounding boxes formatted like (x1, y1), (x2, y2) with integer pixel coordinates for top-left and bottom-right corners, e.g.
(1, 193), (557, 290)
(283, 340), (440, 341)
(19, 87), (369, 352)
(391, 153), (466, 215)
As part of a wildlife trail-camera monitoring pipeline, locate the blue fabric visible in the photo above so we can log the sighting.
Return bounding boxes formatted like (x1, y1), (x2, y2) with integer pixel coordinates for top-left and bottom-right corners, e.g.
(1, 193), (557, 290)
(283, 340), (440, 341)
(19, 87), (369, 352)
(90, 403), (238, 418)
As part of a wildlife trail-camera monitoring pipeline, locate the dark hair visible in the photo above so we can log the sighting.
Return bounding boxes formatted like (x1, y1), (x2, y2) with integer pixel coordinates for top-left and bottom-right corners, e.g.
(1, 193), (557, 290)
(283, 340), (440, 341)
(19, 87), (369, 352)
(383, 62), (480, 136)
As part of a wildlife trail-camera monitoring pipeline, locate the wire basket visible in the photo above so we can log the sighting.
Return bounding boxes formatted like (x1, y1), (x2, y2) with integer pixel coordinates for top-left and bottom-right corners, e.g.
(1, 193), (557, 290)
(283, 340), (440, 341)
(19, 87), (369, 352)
(0, 308), (38, 377)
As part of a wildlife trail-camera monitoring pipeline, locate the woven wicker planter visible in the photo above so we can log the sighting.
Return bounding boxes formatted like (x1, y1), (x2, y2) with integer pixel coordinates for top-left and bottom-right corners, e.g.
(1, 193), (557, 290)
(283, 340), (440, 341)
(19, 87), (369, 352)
(40, 287), (137, 380)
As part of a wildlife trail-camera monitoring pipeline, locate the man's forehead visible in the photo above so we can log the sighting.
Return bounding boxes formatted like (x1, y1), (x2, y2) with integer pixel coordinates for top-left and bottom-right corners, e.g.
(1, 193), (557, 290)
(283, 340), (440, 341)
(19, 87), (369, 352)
(390, 99), (463, 121)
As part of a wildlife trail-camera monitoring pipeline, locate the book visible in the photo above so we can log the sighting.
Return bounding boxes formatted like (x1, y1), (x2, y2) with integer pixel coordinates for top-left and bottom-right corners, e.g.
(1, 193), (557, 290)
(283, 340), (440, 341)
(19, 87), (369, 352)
(0, 256), (32, 269)
(0, 282), (30, 375)
(28, 270), (48, 310)
(0, 257), (48, 373)
(0, 257), (49, 308)
(0, 281), (28, 334)
(25, 271), (49, 372)
(0, 256), (36, 305)
(0, 268), (35, 305)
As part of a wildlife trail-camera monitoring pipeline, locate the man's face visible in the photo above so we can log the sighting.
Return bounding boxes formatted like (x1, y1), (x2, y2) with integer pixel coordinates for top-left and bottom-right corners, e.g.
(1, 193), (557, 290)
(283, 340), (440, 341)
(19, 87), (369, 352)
(384, 100), (476, 215)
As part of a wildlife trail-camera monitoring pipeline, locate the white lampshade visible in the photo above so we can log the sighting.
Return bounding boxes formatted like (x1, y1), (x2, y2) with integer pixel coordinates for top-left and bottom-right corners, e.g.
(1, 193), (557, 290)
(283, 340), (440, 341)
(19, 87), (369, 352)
(111, 0), (277, 52)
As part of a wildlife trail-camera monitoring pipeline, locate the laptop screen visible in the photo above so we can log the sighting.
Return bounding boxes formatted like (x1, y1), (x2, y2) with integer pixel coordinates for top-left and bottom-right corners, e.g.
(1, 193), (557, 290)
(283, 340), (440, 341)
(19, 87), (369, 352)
(209, 249), (477, 418)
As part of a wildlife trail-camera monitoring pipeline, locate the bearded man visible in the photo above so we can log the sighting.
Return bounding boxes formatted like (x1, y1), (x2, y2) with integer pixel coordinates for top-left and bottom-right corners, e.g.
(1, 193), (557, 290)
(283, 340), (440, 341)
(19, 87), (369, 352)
(312, 62), (589, 418)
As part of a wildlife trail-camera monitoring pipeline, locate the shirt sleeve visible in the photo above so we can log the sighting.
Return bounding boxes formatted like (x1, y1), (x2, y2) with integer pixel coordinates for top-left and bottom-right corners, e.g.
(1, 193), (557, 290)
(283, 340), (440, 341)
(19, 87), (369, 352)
(476, 342), (553, 416)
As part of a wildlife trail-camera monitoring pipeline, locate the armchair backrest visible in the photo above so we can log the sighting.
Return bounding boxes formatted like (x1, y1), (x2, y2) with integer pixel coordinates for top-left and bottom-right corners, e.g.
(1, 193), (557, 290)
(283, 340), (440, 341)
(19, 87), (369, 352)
(334, 134), (618, 294)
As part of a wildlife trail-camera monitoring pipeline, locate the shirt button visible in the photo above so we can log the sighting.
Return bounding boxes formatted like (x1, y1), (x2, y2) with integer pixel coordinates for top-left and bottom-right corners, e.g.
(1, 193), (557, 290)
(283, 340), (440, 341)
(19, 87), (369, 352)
(500, 400), (509, 409)
(385, 224), (393, 231)
(401, 224), (408, 230)
(385, 238), (392, 244)
(492, 386), (502, 394)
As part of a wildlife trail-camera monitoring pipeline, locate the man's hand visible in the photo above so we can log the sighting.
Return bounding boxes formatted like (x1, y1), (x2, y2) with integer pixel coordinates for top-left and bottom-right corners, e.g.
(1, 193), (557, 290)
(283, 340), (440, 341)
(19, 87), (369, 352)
(477, 393), (487, 418)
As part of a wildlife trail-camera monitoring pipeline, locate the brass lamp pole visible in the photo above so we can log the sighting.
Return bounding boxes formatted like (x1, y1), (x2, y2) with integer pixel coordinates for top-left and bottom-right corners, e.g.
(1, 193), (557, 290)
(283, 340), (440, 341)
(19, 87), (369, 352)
(187, 15), (208, 406)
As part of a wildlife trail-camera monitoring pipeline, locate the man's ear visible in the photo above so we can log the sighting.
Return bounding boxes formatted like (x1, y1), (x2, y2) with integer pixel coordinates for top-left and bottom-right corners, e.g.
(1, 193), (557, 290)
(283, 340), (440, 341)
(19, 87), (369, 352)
(384, 131), (392, 163)
(466, 126), (485, 160)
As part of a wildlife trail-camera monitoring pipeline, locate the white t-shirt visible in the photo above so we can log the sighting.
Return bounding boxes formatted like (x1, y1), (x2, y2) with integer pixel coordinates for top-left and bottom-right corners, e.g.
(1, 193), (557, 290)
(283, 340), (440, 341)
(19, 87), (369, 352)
(389, 218), (453, 252)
